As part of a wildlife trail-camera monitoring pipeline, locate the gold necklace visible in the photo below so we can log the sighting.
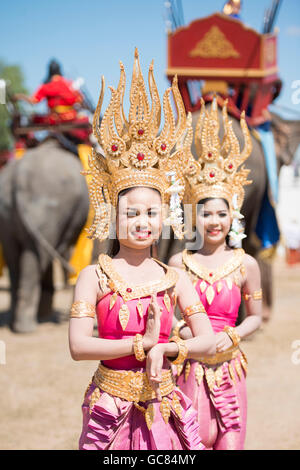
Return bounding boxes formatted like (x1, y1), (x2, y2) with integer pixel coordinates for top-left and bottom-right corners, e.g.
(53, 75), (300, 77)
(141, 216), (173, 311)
(182, 248), (245, 305)
(182, 248), (244, 284)
(97, 254), (178, 330)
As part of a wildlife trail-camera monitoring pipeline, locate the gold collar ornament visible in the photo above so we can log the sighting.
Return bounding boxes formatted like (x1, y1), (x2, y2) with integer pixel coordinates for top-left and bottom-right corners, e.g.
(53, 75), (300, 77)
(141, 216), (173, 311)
(182, 97), (252, 232)
(97, 253), (178, 331)
(82, 49), (193, 241)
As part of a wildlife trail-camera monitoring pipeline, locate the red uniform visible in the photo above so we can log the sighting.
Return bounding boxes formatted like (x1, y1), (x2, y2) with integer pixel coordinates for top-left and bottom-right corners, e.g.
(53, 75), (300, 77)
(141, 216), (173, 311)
(32, 74), (90, 142)
(32, 74), (81, 121)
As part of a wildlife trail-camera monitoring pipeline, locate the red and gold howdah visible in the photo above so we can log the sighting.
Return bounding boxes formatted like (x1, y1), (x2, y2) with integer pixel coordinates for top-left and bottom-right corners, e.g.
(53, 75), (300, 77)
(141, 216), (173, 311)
(166, 12), (280, 127)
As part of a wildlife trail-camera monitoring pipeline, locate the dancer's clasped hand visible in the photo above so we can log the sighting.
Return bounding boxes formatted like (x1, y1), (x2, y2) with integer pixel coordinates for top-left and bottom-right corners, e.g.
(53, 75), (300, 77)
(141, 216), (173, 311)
(142, 294), (162, 351)
(142, 294), (164, 401)
(146, 343), (165, 402)
(215, 331), (233, 352)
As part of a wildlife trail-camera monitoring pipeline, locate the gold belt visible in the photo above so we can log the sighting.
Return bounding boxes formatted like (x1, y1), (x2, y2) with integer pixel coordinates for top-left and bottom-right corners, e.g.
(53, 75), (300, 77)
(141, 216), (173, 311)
(93, 363), (175, 403)
(52, 105), (73, 113)
(198, 345), (240, 365)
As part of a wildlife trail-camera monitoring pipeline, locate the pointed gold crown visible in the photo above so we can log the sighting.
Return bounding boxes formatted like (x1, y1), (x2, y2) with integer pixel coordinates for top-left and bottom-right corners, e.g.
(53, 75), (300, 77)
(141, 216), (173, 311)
(183, 97), (252, 224)
(84, 49), (190, 241)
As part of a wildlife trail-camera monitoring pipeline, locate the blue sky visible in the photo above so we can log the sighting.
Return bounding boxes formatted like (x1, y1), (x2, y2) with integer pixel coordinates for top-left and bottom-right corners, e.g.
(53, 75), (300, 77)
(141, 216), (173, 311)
(1, 0), (300, 117)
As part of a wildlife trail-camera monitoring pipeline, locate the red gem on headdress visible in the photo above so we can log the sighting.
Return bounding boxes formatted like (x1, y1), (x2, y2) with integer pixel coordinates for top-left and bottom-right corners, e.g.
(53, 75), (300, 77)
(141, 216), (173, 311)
(137, 153), (145, 161)
(209, 272), (213, 277)
(209, 171), (215, 178)
(161, 143), (166, 151)
(126, 288), (132, 293)
(111, 144), (118, 152)
(228, 163), (233, 169)
(208, 152), (212, 158)
(138, 128), (144, 136)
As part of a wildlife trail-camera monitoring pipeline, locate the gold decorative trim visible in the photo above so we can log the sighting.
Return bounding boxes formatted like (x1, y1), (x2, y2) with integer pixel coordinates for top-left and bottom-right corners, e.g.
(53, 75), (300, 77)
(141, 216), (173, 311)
(145, 403), (155, 430)
(168, 12), (271, 40)
(172, 392), (183, 418)
(89, 386), (101, 414)
(166, 66), (278, 78)
(169, 336), (188, 365)
(183, 302), (206, 318)
(243, 288), (262, 301)
(93, 363), (175, 403)
(195, 363), (204, 385)
(70, 301), (96, 319)
(182, 248), (245, 284)
(172, 319), (186, 338)
(133, 334), (146, 362)
(98, 254), (178, 301)
(185, 360), (191, 381)
(189, 26), (240, 59)
(119, 303), (130, 330)
(160, 397), (171, 424)
(224, 325), (241, 347)
(177, 352), (247, 391)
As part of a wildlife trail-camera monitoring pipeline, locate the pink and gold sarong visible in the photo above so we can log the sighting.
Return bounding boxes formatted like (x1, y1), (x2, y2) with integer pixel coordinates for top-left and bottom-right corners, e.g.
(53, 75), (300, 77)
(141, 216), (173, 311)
(79, 364), (204, 450)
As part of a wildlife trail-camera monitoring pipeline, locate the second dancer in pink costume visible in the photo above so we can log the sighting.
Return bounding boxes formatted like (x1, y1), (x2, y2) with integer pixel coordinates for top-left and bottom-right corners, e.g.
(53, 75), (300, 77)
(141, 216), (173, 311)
(169, 99), (262, 450)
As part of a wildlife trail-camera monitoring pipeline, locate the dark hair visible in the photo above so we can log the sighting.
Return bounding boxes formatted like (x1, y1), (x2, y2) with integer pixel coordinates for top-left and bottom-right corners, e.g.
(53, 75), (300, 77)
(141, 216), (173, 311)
(108, 187), (161, 257)
(197, 197), (230, 211)
(44, 59), (62, 83)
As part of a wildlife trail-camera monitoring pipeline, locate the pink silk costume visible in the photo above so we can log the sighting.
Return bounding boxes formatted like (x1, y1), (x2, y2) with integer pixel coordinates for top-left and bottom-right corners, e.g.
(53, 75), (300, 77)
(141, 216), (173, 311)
(176, 248), (248, 450)
(79, 257), (205, 450)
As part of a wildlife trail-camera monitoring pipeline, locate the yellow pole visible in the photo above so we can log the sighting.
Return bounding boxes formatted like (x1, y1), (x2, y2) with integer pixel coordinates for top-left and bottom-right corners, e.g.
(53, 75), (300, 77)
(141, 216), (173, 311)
(68, 144), (94, 285)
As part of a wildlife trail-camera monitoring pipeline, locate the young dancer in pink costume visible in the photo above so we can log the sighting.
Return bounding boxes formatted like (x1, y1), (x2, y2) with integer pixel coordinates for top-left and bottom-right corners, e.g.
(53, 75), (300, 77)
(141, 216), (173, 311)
(68, 51), (215, 450)
(169, 100), (262, 450)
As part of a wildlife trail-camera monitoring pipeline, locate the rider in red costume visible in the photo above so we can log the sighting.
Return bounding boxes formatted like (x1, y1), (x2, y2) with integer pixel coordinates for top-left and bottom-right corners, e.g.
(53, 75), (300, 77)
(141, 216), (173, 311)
(14, 59), (90, 143)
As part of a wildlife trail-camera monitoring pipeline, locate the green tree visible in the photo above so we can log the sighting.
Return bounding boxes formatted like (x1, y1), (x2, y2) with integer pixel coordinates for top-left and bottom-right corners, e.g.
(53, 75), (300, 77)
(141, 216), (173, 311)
(0, 60), (28, 151)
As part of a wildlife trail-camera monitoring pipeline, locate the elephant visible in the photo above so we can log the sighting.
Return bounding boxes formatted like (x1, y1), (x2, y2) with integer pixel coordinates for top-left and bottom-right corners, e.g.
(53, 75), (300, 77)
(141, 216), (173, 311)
(157, 107), (300, 320)
(0, 137), (89, 333)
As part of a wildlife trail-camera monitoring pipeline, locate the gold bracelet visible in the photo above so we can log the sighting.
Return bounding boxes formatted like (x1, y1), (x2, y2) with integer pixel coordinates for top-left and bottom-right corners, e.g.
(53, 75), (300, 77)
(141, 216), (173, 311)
(133, 334), (146, 362)
(223, 326), (241, 347)
(182, 302), (206, 321)
(243, 288), (262, 301)
(173, 320), (186, 338)
(169, 336), (188, 365)
(70, 301), (96, 319)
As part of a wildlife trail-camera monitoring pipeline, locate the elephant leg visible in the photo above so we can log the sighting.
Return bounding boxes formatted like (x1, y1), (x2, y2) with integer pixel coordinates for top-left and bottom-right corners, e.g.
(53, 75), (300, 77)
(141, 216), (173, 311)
(0, 236), (21, 328)
(38, 262), (55, 322)
(12, 249), (41, 333)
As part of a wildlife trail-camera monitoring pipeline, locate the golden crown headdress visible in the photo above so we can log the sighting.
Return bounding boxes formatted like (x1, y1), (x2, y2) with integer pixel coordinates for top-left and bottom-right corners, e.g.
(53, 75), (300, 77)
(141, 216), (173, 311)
(83, 49), (191, 241)
(183, 97), (252, 227)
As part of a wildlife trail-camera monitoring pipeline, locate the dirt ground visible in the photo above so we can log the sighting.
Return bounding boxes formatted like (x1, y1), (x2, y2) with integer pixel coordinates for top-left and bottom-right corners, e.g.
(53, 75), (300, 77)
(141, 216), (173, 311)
(0, 255), (300, 450)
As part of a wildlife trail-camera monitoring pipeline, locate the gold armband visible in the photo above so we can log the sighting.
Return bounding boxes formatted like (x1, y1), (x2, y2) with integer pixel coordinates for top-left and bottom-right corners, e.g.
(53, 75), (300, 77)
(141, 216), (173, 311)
(243, 288), (262, 301)
(70, 301), (96, 319)
(172, 319), (187, 338)
(182, 302), (206, 320)
(169, 336), (188, 365)
(133, 334), (146, 362)
(223, 326), (241, 347)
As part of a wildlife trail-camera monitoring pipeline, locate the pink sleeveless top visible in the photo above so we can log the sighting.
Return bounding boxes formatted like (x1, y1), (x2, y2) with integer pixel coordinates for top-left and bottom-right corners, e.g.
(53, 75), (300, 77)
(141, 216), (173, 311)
(182, 249), (245, 333)
(96, 255), (178, 370)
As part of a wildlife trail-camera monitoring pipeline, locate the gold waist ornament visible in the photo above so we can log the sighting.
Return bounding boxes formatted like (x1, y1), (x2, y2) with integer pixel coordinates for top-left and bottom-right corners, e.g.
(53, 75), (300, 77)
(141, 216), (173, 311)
(93, 363), (175, 403)
(177, 348), (248, 391)
(88, 363), (184, 430)
(52, 105), (73, 113)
